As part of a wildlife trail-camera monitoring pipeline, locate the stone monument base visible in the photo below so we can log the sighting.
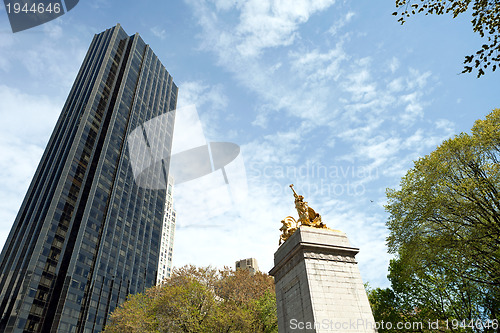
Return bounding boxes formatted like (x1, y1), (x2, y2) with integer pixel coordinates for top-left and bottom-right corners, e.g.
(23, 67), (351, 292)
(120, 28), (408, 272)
(269, 226), (376, 333)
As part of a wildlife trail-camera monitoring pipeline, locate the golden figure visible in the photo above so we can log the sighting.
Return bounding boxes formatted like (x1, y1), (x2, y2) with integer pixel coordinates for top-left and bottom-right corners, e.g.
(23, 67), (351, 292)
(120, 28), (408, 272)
(289, 184), (326, 228)
(279, 184), (328, 245)
(279, 216), (298, 245)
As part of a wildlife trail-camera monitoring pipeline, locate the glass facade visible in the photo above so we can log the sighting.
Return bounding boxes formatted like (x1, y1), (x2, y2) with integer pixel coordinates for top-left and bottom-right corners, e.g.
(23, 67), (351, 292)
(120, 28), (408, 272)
(0, 24), (177, 333)
(157, 175), (176, 284)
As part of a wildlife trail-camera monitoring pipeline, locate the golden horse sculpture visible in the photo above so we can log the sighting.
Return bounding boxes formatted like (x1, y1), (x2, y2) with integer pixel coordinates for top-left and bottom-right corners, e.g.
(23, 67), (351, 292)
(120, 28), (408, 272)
(279, 184), (328, 245)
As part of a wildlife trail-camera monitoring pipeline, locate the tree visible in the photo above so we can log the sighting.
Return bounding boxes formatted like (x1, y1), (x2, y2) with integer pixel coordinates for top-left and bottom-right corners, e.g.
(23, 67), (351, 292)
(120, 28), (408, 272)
(104, 267), (224, 333)
(384, 109), (500, 328)
(393, 0), (500, 77)
(367, 286), (407, 333)
(368, 259), (488, 332)
(102, 291), (159, 332)
(253, 291), (279, 333)
(216, 267), (278, 332)
(104, 265), (277, 333)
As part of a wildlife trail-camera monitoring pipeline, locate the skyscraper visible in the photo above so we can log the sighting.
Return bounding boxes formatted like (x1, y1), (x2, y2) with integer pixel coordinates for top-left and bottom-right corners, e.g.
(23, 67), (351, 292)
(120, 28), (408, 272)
(0, 24), (177, 332)
(157, 175), (176, 284)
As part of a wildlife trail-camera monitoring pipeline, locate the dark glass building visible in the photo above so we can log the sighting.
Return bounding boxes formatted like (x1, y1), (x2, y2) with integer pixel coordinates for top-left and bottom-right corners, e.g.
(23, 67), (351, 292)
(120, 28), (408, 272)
(0, 24), (177, 332)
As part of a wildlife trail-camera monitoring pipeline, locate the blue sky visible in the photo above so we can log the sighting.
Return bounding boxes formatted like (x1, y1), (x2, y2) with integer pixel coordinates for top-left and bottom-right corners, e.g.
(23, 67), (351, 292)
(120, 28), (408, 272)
(0, 0), (498, 288)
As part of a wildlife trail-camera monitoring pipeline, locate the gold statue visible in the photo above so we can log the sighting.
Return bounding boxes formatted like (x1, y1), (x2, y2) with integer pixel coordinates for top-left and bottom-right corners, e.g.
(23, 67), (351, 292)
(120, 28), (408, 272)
(290, 184), (325, 228)
(279, 216), (298, 245)
(279, 184), (328, 245)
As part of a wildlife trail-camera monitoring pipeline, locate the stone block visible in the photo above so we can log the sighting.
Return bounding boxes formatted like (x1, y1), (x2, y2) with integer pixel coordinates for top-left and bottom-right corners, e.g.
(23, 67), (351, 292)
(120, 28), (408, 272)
(270, 226), (376, 333)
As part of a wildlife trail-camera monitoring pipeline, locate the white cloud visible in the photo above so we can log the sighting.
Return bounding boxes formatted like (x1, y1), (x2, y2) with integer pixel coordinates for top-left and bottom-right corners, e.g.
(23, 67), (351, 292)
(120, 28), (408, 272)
(151, 26), (167, 40)
(42, 21), (64, 39)
(324, 208), (391, 284)
(177, 81), (229, 141)
(173, 177), (292, 272)
(0, 85), (62, 249)
(404, 128), (448, 152)
(0, 33), (15, 72)
(337, 117), (385, 143)
(212, 0), (240, 11)
(171, 104), (207, 154)
(401, 129), (425, 149)
(89, 0), (110, 9)
(178, 81), (228, 111)
(400, 92), (424, 122)
(389, 56), (400, 73)
(289, 44), (347, 83)
(0, 85), (62, 141)
(244, 129), (304, 168)
(185, 0), (345, 128)
(407, 68), (432, 90)
(188, 0), (337, 60)
(435, 118), (455, 135)
(22, 44), (84, 89)
(0, 57), (9, 72)
(2, 24), (87, 94)
(234, 0), (336, 57)
(327, 11), (355, 36)
(344, 69), (376, 102)
(387, 77), (404, 92)
(251, 107), (272, 128)
(357, 136), (401, 168)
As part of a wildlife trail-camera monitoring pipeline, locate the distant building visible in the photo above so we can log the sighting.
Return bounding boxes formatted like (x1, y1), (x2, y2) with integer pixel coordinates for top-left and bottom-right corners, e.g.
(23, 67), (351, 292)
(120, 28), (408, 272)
(235, 258), (259, 275)
(157, 176), (176, 284)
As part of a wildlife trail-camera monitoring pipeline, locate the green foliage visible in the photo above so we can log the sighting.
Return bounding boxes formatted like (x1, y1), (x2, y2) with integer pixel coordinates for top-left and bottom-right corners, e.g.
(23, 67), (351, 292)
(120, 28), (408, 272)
(103, 292), (160, 332)
(367, 286), (406, 332)
(253, 291), (278, 333)
(104, 265), (277, 333)
(393, 0), (500, 77)
(389, 257), (489, 331)
(382, 109), (500, 329)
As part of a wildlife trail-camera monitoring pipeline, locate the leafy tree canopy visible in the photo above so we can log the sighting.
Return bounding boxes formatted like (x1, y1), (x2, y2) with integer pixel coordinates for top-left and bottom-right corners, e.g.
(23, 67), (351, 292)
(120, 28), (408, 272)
(104, 265), (278, 333)
(393, 0), (500, 77)
(381, 109), (500, 327)
(386, 108), (500, 287)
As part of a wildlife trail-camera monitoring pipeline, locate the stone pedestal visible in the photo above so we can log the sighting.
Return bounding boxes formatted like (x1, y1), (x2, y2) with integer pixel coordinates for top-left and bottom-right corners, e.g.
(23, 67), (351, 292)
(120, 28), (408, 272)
(269, 226), (376, 333)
